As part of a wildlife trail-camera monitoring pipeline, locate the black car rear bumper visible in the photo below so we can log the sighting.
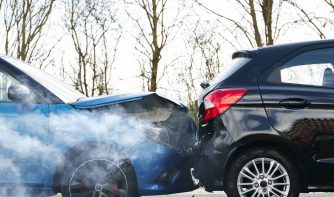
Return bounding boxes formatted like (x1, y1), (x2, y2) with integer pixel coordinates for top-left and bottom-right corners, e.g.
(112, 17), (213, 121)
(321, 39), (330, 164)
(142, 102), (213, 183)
(193, 118), (234, 191)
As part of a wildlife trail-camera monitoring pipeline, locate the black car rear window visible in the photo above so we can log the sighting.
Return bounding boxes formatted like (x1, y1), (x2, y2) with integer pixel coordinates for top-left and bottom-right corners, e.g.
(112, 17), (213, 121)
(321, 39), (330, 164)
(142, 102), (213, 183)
(209, 57), (252, 86)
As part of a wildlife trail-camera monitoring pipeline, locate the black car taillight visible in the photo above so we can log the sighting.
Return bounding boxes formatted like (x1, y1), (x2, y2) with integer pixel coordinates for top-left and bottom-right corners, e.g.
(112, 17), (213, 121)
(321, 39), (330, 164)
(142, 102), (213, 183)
(202, 89), (248, 122)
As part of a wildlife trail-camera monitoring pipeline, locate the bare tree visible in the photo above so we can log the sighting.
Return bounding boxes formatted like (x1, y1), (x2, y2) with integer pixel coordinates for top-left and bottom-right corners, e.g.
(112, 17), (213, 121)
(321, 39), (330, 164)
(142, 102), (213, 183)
(324, 0), (334, 10)
(195, 0), (334, 48)
(191, 26), (223, 82)
(64, 0), (121, 96)
(0, 0), (3, 11)
(287, 0), (328, 39)
(1, 0), (56, 69)
(176, 58), (198, 119)
(174, 20), (223, 117)
(125, 0), (185, 92)
(194, 0), (292, 47)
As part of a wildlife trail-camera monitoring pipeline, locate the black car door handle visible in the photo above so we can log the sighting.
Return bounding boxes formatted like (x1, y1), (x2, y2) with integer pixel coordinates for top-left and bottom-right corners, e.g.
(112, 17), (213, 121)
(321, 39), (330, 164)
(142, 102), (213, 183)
(279, 98), (311, 109)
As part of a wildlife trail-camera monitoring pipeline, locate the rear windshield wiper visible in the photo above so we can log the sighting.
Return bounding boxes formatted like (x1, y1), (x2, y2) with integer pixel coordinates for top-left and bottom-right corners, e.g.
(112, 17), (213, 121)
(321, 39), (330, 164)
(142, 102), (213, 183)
(200, 82), (210, 89)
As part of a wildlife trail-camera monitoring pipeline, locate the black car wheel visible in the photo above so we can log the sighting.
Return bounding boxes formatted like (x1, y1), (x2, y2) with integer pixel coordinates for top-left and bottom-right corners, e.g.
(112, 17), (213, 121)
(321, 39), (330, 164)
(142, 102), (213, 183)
(61, 150), (138, 197)
(224, 147), (300, 197)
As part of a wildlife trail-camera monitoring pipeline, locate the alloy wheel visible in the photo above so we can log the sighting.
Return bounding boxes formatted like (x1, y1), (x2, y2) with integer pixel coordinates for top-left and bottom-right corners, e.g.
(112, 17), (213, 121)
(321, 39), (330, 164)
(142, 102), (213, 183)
(69, 159), (128, 197)
(237, 157), (290, 197)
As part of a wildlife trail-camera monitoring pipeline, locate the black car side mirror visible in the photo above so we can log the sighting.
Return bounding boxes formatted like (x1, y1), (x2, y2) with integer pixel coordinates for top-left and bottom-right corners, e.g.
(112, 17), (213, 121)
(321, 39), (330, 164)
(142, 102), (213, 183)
(8, 84), (31, 103)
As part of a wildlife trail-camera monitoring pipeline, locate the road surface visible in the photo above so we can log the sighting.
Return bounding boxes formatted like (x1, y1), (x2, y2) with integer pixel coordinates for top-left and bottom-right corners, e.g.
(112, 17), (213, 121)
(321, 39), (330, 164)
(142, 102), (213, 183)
(144, 189), (333, 197)
(53, 189), (333, 196)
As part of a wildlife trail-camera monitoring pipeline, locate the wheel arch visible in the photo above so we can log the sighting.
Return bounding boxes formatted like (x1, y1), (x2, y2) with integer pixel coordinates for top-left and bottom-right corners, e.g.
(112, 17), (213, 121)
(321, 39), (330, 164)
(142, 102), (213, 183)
(224, 134), (315, 192)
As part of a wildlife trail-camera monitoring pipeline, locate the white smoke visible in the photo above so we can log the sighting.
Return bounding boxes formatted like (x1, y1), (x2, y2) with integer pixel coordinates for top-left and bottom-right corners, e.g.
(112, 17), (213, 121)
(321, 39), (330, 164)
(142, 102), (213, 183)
(0, 109), (155, 197)
(0, 99), (196, 197)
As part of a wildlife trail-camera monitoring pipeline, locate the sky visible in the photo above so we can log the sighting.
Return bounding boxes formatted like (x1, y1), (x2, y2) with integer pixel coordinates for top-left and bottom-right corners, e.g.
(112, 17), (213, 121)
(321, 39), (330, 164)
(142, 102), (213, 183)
(1, 0), (334, 104)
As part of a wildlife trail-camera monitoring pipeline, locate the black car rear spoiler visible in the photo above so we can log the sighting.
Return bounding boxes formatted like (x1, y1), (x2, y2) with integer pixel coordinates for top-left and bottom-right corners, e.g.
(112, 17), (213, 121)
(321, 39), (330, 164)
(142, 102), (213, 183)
(232, 50), (258, 59)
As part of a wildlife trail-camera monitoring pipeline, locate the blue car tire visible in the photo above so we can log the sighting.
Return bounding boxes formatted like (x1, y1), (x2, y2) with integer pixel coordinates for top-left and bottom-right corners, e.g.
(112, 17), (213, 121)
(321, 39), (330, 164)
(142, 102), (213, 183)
(60, 146), (138, 197)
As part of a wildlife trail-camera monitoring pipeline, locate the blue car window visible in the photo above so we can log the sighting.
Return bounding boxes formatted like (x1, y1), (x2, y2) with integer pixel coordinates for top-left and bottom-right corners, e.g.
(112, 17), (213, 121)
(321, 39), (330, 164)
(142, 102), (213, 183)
(2, 56), (86, 103)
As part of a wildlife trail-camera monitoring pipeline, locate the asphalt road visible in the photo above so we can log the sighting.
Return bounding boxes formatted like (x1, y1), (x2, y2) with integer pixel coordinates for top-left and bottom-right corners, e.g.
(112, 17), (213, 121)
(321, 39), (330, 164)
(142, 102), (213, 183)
(53, 189), (334, 196)
(144, 189), (334, 197)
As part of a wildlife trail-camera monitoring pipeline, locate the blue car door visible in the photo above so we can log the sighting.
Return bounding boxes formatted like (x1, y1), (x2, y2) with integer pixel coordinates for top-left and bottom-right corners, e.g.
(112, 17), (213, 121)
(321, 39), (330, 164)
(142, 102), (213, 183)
(0, 69), (49, 185)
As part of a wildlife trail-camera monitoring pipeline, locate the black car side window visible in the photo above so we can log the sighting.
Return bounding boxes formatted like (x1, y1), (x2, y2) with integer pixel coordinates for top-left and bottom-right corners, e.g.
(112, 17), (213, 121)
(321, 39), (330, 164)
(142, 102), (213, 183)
(269, 48), (334, 88)
(0, 70), (20, 102)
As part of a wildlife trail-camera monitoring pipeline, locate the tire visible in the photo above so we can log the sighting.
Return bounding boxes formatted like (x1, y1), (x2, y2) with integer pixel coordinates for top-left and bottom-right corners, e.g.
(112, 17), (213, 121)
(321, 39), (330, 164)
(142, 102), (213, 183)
(224, 147), (300, 197)
(60, 147), (138, 197)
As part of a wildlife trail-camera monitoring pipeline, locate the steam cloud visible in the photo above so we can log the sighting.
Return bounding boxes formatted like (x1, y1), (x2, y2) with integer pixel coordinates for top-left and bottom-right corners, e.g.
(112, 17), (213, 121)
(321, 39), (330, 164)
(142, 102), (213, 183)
(0, 108), (154, 196)
(0, 103), (195, 196)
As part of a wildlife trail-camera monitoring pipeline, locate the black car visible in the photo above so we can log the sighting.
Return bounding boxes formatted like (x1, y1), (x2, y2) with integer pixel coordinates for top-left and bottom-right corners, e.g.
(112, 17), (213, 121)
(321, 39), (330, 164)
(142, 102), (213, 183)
(193, 39), (334, 197)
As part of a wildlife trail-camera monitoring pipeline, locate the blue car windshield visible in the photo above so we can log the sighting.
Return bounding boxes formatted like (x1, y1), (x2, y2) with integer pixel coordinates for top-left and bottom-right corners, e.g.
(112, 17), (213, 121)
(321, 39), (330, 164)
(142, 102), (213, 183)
(2, 56), (86, 103)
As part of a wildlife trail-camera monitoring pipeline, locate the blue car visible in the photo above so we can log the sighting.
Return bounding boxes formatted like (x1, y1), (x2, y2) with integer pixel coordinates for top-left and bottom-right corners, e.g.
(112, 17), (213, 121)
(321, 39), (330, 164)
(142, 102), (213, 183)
(0, 55), (197, 197)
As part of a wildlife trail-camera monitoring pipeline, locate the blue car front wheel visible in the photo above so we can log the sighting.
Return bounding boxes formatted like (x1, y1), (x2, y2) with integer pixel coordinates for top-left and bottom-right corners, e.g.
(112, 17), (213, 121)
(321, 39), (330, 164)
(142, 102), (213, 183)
(60, 149), (138, 197)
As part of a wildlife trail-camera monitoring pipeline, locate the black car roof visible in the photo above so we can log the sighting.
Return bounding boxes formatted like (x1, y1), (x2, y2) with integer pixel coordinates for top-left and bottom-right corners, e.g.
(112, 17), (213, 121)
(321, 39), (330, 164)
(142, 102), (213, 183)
(233, 39), (334, 60)
(259, 39), (334, 51)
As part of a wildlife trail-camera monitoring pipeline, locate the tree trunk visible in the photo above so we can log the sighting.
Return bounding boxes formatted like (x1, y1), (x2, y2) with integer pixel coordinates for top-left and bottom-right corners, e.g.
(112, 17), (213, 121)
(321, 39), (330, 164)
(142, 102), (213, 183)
(249, 0), (263, 47)
(149, 0), (160, 92)
(261, 0), (274, 45)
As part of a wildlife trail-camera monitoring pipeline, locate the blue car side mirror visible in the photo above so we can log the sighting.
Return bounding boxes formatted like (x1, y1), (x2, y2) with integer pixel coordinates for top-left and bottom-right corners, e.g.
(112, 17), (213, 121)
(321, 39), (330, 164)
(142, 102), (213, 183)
(8, 84), (31, 103)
